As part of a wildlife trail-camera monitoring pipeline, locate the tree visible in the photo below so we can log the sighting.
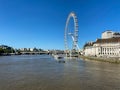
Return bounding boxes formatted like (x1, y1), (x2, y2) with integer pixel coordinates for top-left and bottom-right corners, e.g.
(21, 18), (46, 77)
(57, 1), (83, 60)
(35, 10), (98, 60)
(0, 48), (4, 55)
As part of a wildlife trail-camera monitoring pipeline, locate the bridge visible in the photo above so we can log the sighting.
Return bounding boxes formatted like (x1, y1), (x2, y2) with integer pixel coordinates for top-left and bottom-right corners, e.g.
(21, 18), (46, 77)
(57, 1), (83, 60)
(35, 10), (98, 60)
(19, 50), (64, 55)
(20, 51), (50, 55)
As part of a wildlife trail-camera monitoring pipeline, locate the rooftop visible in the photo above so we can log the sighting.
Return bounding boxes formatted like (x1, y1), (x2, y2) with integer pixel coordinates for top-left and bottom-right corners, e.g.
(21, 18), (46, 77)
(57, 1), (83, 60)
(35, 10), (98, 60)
(95, 37), (120, 43)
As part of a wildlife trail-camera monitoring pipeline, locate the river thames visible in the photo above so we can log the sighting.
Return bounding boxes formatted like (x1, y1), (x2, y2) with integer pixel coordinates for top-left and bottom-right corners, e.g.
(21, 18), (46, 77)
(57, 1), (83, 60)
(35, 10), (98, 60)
(0, 55), (120, 90)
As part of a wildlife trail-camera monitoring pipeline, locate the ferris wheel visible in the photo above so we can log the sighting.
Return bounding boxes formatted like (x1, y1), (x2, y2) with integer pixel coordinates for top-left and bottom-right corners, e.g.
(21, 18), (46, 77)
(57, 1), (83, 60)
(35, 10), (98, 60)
(64, 12), (79, 57)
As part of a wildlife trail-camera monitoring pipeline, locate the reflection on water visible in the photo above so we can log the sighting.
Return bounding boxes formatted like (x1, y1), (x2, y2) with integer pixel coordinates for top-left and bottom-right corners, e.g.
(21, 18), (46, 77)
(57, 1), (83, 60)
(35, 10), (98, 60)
(0, 55), (120, 90)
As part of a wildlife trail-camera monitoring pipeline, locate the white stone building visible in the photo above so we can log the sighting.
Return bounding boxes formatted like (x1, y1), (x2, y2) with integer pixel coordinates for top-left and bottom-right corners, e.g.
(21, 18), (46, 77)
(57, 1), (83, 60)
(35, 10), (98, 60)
(84, 30), (120, 57)
(102, 30), (120, 39)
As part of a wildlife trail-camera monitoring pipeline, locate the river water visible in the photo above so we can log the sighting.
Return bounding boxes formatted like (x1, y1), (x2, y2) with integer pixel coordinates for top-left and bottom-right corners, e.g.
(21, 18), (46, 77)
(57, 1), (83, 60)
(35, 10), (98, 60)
(0, 55), (120, 90)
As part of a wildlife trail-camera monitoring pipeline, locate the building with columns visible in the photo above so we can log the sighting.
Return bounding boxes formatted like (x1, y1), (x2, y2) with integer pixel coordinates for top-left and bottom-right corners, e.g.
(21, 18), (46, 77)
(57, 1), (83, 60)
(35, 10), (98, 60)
(84, 30), (120, 57)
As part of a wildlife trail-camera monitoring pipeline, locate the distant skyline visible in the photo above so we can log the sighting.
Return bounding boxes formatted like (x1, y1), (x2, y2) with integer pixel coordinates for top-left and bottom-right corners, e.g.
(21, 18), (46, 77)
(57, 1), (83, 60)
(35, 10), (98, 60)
(0, 0), (120, 50)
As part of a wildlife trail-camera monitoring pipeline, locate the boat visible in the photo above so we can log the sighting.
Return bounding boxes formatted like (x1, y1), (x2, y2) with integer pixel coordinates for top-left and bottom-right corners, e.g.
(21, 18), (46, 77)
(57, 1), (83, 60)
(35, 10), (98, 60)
(53, 54), (65, 63)
(53, 54), (64, 59)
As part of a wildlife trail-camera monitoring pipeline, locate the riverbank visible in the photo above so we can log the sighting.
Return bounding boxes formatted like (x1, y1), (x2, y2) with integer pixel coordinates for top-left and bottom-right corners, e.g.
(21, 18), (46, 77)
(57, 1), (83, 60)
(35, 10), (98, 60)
(79, 55), (120, 64)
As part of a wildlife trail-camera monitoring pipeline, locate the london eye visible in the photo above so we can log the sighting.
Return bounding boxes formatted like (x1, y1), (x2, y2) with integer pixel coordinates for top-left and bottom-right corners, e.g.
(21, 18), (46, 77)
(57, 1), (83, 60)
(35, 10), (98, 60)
(64, 12), (79, 57)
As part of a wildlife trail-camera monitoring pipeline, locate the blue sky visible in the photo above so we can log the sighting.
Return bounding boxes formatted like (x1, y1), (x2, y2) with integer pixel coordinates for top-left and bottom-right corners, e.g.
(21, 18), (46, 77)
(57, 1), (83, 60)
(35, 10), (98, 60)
(0, 0), (120, 50)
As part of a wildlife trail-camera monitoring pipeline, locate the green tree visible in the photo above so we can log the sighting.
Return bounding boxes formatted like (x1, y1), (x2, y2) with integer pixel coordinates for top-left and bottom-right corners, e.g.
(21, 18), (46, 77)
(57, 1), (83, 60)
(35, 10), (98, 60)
(0, 48), (4, 55)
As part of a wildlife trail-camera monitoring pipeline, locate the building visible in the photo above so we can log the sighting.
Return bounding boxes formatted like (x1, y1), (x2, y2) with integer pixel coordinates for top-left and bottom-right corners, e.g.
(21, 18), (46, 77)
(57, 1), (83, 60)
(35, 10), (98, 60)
(30, 48), (34, 52)
(20, 48), (27, 52)
(84, 30), (120, 57)
(102, 30), (120, 39)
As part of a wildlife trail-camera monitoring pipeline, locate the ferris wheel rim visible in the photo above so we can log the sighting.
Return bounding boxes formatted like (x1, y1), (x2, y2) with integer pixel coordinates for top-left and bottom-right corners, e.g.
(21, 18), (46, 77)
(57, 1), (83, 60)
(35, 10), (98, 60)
(64, 12), (79, 52)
